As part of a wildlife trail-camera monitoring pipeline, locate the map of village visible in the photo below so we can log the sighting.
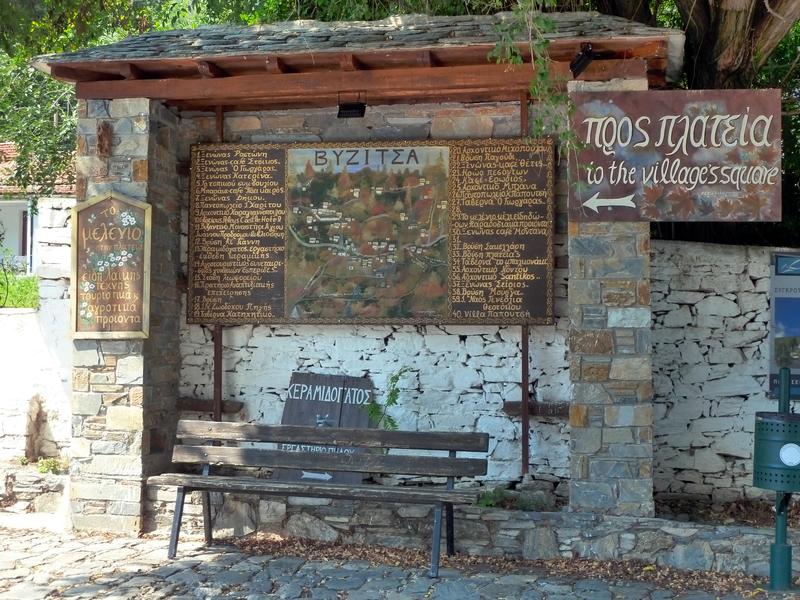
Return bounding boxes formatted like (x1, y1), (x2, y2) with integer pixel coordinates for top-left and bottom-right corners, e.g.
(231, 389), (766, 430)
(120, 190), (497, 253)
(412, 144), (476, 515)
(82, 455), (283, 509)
(285, 147), (449, 320)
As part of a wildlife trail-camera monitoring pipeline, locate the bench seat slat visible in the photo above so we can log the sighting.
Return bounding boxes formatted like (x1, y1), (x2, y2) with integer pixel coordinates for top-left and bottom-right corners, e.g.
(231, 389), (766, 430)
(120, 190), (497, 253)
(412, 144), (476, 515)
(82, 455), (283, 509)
(176, 420), (489, 453)
(148, 473), (478, 505)
(172, 445), (487, 477)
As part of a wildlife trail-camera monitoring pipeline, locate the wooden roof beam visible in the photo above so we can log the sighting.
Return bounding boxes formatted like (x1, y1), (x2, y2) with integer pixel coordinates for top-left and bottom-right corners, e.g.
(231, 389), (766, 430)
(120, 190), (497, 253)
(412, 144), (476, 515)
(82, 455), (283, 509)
(76, 59), (646, 104)
(197, 60), (228, 78)
(339, 53), (362, 71)
(51, 64), (119, 83)
(415, 50), (439, 68)
(265, 56), (287, 74)
(120, 63), (143, 80)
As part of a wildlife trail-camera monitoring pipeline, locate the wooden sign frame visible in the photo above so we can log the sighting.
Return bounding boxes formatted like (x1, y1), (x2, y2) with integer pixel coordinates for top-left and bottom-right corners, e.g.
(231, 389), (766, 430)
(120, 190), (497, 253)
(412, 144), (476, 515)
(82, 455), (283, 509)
(71, 192), (152, 339)
(188, 138), (555, 326)
(569, 89), (782, 222)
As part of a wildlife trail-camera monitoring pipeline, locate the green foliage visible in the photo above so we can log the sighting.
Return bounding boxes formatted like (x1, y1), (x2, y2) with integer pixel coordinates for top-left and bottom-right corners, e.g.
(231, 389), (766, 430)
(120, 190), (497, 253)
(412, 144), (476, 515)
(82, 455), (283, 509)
(476, 486), (517, 508)
(245, 1), (509, 23)
(0, 250), (39, 308)
(2, 275), (40, 309)
(0, 53), (76, 199)
(17, 456), (29, 466)
(490, 1), (580, 157)
(36, 457), (67, 474)
(366, 367), (410, 430)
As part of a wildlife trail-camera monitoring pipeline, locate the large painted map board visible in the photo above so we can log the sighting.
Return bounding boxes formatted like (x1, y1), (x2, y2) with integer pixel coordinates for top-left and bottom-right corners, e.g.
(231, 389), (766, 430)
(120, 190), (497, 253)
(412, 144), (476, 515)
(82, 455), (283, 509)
(188, 139), (554, 325)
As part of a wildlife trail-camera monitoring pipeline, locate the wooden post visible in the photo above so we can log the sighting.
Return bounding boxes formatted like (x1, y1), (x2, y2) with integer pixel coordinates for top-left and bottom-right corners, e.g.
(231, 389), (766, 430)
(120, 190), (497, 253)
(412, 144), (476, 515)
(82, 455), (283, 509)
(520, 92), (531, 477)
(213, 325), (222, 422)
(521, 325), (530, 476)
(211, 105), (224, 423)
(520, 90), (529, 137)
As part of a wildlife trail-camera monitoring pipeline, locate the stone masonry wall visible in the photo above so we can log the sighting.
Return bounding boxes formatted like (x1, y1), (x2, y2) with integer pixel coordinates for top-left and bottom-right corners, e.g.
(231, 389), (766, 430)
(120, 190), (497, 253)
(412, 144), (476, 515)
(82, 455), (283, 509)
(145, 489), (798, 579)
(568, 222), (653, 516)
(70, 99), (182, 533)
(566, 78), (653, 517)
(176, 103), (571, 486)
(651, 241), (785, 504)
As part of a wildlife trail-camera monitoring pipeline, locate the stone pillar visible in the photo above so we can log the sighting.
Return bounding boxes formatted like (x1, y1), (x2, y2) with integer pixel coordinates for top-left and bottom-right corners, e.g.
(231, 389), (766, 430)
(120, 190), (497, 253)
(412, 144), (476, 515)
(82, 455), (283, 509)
(70, 99), (181, 533)
(567, 221), (653, 516)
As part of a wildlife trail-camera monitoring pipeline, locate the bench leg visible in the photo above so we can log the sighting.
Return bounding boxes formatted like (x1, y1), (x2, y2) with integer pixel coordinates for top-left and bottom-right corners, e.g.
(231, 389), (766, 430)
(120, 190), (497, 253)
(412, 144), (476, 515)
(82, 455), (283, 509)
(429, 501), (444, 578)
(168, 486), (186, 559)
(445, 502), (454, 556)
(201, 491), (213, 544)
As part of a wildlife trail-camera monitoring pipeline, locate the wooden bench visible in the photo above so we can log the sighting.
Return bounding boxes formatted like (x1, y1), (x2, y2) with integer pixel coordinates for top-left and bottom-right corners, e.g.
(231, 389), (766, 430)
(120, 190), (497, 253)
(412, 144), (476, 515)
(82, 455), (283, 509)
(148, 419), (489, 576)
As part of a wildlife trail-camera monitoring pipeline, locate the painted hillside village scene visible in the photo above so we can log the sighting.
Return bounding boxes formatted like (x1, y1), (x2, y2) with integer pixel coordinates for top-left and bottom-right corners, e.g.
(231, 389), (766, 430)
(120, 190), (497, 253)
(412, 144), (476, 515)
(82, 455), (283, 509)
(5, 2), (800, 599)
(285, 147), (450, 321)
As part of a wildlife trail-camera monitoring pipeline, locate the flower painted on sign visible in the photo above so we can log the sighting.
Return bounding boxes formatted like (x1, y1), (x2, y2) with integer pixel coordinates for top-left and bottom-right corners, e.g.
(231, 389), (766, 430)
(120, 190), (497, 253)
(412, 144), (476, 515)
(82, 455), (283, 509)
(714, 198), (738, 220)
(83, 248), (139, 272)
(80, 281), (96, 293)
(641, 185), (664, 220)
(119, 210), (137, 227)
(668, 187), (696, 219)
(78, 300), (94, 325)
(742, 191), (773, 220)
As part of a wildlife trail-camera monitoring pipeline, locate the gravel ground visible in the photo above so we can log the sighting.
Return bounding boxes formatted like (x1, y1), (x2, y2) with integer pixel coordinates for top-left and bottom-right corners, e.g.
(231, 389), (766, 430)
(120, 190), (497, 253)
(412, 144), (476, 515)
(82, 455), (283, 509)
(2, 525), (800, 599)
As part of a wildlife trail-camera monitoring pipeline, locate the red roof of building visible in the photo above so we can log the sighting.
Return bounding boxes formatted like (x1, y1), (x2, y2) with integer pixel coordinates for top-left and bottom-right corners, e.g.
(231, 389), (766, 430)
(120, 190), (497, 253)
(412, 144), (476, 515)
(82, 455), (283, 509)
(0, 142), (75, 196)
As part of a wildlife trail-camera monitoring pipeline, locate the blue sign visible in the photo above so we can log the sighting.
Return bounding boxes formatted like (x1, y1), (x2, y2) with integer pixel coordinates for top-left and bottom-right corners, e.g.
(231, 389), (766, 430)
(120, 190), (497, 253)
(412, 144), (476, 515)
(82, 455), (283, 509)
(770, 253), (800, 399)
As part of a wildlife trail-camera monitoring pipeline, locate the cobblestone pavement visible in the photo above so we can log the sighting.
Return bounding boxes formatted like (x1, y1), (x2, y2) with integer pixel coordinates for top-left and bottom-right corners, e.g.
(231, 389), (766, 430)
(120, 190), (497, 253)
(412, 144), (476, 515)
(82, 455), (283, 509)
(1, 527), (799, 600)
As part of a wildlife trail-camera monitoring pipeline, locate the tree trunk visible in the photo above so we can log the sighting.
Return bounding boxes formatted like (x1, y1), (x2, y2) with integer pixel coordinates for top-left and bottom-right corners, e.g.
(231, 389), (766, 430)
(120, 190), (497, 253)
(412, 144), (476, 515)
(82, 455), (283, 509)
(594, 0), (653, 26)
(597, 0), (800, 89)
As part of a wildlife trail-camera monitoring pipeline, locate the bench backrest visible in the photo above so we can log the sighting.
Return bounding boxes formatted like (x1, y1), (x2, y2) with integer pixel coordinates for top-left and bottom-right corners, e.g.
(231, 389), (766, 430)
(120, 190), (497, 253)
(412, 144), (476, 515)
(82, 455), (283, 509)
(173, 419), (489, 478)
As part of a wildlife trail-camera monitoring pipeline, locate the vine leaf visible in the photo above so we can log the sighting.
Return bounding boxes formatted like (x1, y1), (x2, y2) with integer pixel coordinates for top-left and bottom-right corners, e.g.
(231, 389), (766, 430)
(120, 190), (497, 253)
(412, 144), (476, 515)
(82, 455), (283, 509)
(365, 367), (410, 431)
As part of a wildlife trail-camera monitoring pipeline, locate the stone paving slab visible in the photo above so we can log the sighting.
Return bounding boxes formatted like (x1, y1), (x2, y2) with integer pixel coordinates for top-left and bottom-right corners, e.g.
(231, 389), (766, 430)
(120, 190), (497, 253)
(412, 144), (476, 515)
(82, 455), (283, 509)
(1, 527), (798, 599)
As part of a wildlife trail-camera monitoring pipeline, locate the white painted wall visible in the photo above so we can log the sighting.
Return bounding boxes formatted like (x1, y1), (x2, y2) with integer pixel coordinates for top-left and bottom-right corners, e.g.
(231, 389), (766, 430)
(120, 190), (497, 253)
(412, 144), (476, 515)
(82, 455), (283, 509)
(0, 199), (28, 263)
(0, 197), (73, 461)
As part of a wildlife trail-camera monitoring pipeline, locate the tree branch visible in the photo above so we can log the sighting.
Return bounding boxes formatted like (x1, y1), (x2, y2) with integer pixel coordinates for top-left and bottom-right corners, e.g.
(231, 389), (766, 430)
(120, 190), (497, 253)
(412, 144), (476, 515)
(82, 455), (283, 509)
(753, 0), (800, 71)
(674, 0), (713, 87)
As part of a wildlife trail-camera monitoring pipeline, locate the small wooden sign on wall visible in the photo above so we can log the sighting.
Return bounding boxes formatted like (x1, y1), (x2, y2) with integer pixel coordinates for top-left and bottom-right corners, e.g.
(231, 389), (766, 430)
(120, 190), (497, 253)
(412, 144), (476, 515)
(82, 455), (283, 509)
(274, 372), (374, 484)
(71, 192), (151, 339)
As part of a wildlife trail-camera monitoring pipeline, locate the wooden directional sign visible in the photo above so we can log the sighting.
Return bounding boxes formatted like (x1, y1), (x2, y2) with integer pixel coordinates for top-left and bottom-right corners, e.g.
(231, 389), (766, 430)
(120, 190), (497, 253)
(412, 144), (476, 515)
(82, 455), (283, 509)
(273, 372), (374, 484)
(570, 89), (781, 222)
(72, 192), (151, 339)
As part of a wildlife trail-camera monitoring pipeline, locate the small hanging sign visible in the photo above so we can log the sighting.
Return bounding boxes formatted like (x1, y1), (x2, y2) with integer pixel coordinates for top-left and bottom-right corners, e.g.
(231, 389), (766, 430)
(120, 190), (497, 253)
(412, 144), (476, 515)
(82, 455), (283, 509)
(71, 192), (151, 339)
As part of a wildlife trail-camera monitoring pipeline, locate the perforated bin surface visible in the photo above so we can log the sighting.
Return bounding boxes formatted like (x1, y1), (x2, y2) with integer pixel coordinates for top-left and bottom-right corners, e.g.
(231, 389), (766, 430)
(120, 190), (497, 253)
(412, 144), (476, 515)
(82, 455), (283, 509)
(753, 412), (800, 492)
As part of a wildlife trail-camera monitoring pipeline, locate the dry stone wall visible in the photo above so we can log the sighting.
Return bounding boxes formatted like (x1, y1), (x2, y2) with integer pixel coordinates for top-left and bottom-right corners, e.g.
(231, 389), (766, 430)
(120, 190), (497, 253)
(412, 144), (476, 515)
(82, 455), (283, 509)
(145, 489), (798, 578)
(180, 323), (570, 483)
(651, 241), (780, 503)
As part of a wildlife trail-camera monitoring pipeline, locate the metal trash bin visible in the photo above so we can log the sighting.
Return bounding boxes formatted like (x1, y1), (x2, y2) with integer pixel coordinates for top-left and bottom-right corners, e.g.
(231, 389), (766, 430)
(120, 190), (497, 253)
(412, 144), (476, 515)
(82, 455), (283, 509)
(754, 411), (800, 492)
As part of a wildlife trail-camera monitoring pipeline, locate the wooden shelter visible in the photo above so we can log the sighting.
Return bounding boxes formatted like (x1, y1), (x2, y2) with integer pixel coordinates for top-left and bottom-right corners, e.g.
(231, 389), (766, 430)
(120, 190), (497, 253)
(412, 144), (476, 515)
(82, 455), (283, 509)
(34, 12), (684, 534)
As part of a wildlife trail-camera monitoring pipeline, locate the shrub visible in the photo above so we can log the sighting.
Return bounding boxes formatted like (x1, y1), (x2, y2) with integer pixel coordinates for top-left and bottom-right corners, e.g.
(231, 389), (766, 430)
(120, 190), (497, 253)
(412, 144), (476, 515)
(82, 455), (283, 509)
(0, 269), (39, 308)
(36, 457), (67, 475)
